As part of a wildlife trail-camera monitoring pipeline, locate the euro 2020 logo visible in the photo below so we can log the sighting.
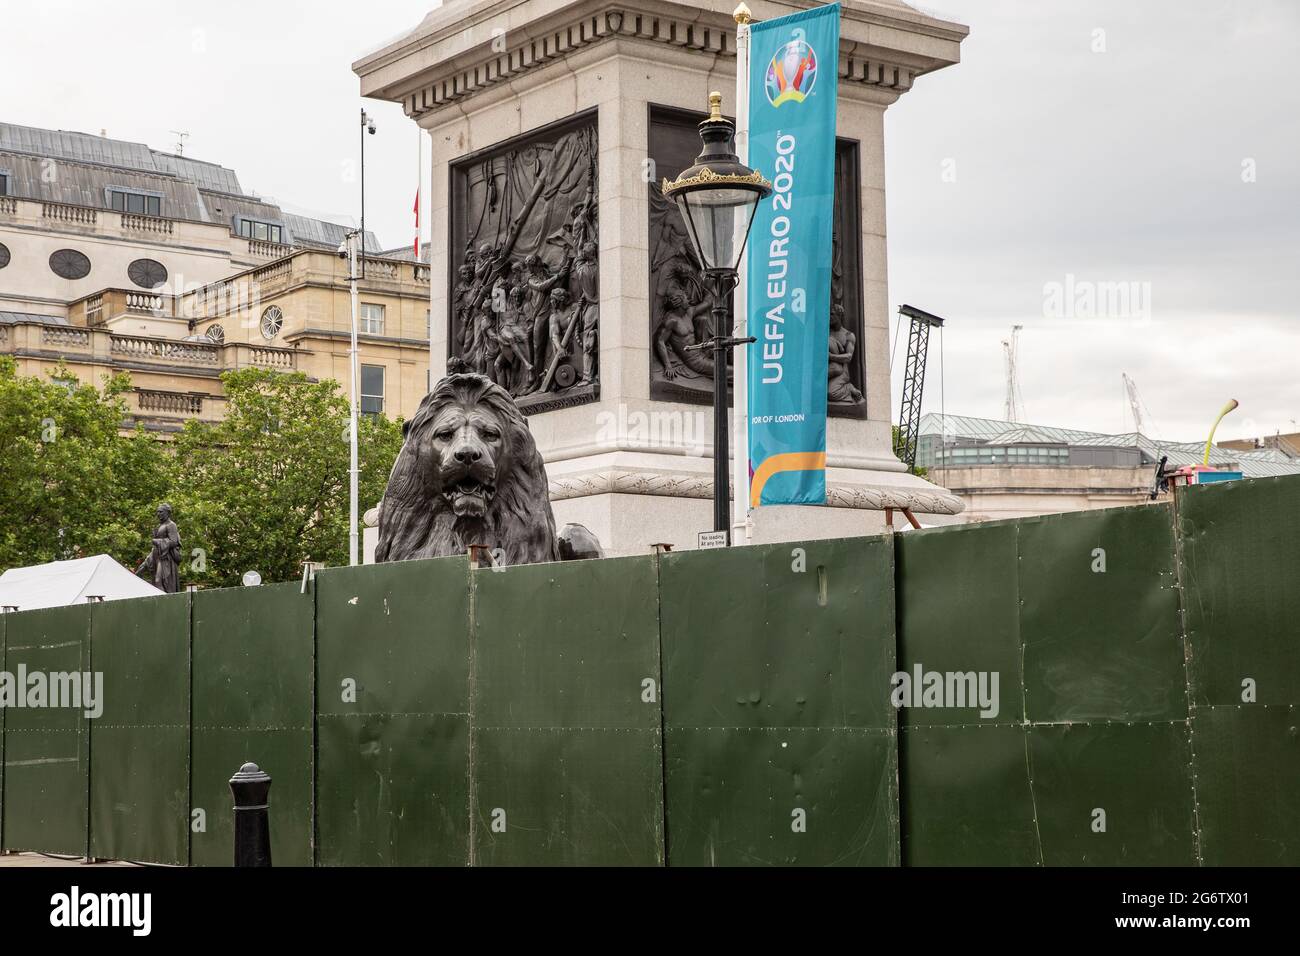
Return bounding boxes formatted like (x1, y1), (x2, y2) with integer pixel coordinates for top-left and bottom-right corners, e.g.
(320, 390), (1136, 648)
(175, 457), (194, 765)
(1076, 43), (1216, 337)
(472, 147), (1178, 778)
(764, 30), (818, 107)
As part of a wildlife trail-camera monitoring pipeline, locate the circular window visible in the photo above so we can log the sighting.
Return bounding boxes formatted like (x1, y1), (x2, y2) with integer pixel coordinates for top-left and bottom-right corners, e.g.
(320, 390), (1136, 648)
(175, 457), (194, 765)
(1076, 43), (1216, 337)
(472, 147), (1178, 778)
(49, 249), (91, 280)
(205, 324), (226, 344)
(127, 258), (168, 290)
(260, 306), (284, 340)
(0, 243), (10, 269)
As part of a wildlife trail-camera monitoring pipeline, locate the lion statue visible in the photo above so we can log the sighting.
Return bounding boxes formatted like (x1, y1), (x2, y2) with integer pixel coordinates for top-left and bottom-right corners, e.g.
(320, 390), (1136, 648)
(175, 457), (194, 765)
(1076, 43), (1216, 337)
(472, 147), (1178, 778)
(375, 372), (572, 566)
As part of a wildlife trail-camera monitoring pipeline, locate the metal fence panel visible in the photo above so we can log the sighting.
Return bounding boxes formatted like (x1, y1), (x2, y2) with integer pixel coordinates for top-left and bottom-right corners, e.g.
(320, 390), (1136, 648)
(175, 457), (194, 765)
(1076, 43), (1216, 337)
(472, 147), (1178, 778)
(1018, 504), (1186, 723)
(471, 556), (664, 865)
(0, 613), (5, 843)
(901, 724), (1040, 865)
(1, 604), (91, 856)
(191, 582), (314, 867)
(897, 506), (1194, 865)
(660, 537), (899, 866)
(1178, 476), (1300, 865)
(315, 557), (471, 866)
(88, 593), (189, 865)
(1027, 722), (1197, 865)
(895, 521), (1023, 726)
(1178, 477), (1299, 707)
(1191, 705), (1298, 865)
(896, 521), (1037, 865)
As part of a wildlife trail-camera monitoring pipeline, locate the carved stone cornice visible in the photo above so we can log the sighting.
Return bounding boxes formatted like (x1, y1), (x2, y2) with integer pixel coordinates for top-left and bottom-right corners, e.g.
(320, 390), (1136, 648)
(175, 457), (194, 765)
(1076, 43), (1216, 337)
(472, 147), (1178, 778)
(548, 467), (965, 514)
(354, 0), (967, 120)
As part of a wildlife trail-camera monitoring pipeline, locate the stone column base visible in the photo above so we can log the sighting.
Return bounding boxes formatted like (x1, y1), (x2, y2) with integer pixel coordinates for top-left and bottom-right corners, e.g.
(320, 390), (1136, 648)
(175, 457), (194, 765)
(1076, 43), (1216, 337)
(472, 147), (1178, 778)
(548, 452), (964, 556)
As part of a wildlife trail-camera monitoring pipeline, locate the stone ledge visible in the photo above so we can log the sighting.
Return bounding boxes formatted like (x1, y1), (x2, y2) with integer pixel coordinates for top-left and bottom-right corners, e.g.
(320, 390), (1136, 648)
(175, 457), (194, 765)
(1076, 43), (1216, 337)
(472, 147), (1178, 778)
(548, 465), (965, 514)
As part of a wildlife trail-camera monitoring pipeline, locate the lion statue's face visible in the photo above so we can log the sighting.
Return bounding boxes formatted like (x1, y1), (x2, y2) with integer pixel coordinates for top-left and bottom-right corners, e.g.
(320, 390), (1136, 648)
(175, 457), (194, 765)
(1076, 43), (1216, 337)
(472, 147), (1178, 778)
(375, 373), (558, 566)
(424, 400), (507, 518)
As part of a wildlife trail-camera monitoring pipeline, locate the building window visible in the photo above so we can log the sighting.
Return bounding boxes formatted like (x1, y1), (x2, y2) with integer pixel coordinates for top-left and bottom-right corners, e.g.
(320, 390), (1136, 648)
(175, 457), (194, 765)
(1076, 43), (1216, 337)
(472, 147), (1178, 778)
(0, 172), (7, 195)
(0, 243), (10, 270)
(204, 324), (225, 344)
(360, 303), (385, 335)
(127, 258), (168, 290)
(360, 364), (385, 416)
(426, 308), (431, 339)
(237, 218), (284, 244)
(49, 248), (91, 280)
(260, 306), (284, 340)
(108, 188), (162, 217)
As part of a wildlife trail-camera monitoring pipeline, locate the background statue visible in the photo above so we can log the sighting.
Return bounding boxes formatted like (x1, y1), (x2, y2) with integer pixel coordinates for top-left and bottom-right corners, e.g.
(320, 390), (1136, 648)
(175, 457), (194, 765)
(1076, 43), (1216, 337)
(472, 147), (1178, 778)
(136, 503), (182, 593)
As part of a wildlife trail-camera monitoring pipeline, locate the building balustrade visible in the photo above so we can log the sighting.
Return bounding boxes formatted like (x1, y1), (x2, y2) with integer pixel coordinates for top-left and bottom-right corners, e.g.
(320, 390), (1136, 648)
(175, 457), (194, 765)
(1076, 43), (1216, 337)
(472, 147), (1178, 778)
(41, 326), (92, 348)
(135, 388), (205, 415)
(248, 239), (295, 259)
(83, 294), (104, 325)
(363, 258), (398, 280)
(121, 213), (175, 235)
(111, 333), (220, 364)
(125, 291), (166, 313)
(41, 201), (97, 226)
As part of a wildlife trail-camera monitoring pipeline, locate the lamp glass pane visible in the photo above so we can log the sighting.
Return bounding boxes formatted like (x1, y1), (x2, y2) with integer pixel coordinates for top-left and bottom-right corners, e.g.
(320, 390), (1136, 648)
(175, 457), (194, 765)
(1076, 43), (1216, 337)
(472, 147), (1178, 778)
(680, 191), (760, 272)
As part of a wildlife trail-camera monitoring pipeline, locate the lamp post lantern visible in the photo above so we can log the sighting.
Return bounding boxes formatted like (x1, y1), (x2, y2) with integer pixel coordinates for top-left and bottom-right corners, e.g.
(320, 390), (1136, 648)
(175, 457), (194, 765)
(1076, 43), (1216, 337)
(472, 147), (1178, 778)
(661, 91), (772, 537)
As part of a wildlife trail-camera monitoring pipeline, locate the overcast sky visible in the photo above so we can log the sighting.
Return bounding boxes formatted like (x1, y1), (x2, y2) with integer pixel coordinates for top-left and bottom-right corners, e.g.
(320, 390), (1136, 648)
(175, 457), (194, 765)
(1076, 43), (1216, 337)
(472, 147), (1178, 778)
(886, 0), (1299, 440)
(2, 0), (1295, 442)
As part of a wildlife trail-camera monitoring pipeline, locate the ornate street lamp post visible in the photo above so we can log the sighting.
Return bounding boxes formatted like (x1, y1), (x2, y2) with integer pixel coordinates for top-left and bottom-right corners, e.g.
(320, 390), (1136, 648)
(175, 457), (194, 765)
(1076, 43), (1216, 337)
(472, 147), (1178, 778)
(661, 92), (772, 537)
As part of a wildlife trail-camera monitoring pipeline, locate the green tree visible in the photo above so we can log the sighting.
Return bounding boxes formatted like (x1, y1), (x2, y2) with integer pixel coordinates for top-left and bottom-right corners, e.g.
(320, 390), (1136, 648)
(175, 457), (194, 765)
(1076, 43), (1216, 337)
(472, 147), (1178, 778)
(0, 357), (168, 572)
(891, 424), (929, 479)
(170, 367), (403, 587)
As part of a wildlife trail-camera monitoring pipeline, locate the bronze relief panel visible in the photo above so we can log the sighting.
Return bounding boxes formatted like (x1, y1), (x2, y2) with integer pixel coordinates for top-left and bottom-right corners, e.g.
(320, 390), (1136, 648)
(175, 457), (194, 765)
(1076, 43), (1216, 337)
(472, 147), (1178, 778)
(448, 112), (599, 415)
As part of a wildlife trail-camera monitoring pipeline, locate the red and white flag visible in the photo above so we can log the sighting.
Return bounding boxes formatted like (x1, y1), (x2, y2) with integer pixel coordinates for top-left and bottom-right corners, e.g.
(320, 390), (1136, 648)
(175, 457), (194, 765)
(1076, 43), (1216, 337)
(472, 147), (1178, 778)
(413, 187), (420, 259)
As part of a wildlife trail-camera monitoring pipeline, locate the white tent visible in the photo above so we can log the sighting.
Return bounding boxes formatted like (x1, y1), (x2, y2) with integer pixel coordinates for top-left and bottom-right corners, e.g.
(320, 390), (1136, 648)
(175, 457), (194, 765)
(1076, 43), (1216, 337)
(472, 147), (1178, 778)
(0, 554), (163, 611)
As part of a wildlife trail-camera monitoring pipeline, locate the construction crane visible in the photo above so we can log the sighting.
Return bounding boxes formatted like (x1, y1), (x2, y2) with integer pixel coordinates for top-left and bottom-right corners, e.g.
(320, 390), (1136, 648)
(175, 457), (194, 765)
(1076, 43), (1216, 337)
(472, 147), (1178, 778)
(1122, 372), (1145, 434)
(1001, 324), (1024, 422)
(893, 304), (946, 474)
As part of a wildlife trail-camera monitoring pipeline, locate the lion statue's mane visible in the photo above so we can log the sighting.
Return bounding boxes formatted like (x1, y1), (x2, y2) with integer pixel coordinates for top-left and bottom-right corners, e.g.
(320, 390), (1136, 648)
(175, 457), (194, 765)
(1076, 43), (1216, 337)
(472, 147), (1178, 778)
(374, 372), (558, 566)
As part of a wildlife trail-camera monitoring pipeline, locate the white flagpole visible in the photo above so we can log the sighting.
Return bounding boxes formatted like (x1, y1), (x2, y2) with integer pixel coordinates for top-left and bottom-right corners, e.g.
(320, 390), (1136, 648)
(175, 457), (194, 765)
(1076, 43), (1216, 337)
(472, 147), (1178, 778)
(731, 2), (754, 545)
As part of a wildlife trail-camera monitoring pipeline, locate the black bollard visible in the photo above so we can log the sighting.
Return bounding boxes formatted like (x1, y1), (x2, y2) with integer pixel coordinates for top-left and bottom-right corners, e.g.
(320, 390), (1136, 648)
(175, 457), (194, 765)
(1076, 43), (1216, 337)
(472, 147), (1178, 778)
(229, 762), (272, 867)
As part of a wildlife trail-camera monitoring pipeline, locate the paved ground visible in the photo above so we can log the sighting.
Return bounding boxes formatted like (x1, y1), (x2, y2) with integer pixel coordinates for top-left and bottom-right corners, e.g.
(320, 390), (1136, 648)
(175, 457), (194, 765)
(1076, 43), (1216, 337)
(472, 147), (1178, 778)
(0, 852), (132, 867)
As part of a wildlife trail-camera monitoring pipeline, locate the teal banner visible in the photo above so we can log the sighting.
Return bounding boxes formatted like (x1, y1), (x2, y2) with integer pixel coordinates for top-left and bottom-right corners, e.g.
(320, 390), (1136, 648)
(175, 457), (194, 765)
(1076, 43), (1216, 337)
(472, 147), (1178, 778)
(746, 2), (840, 508)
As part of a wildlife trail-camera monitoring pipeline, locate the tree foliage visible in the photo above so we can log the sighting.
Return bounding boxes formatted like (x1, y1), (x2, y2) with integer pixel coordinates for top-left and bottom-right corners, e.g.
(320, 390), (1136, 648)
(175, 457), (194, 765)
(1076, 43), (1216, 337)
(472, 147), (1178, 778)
(169, 368), (403, 588)
(0, 356), (168, 570)
(0, 360), (404, 587)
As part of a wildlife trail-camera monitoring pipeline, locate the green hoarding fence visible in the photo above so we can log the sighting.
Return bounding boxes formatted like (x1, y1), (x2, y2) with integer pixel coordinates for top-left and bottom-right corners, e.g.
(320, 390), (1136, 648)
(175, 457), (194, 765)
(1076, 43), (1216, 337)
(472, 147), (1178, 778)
(660, 537), (899, 866)
(191, 581), (314, 867)
(897, 503), (1198, 866)
(89, 592), (190, 865)
(1176, 476), (1300, 866)
(2, 603), (91, 857)
(315, 556), (471, 866)
(0, 474), (1295, 865)
(471, 554), (664, 866)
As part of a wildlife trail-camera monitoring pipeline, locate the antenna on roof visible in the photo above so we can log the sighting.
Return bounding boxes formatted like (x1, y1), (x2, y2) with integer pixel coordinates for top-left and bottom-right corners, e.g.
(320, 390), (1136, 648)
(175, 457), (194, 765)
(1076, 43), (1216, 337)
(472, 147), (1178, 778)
(171, 130), (190, 156)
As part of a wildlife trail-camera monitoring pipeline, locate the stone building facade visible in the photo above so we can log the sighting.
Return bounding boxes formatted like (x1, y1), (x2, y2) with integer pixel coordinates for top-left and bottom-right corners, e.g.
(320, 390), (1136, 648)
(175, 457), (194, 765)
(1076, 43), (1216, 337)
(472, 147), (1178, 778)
(0, 122), (431, 430)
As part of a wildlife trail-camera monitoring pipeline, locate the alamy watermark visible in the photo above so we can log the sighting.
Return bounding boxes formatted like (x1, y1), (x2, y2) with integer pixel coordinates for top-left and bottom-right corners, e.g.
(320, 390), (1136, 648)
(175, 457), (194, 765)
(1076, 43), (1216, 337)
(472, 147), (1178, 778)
(1042, 273), (1152, 321)
(594, 402), (711, 455)
(890, 664), (1000, 719)
(0, 667), (103, 718)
